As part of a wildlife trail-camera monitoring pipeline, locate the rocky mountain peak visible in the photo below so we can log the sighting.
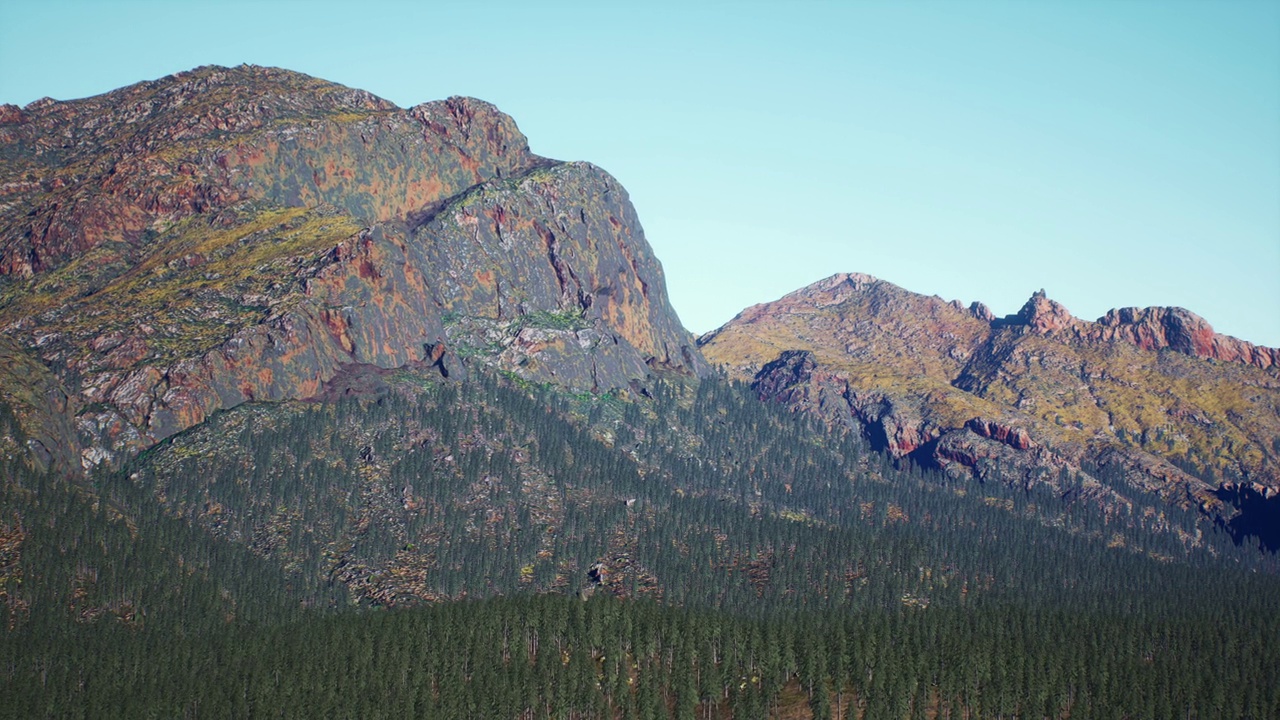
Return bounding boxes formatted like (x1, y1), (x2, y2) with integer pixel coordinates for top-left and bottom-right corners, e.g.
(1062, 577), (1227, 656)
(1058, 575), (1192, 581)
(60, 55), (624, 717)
(701, 272), (1280, 529)
(0, 103), (23, 125)
(968, 301), (995, 322)
(1098, 306), (1213, 354)
(822, 271), (880, 289)
(773, 272), (882, 307)
(1095, 305), (1279, 369)
(0, 65), (534, 277)
(1010, 289), (1076, 334)
(0, 67), (703, 472)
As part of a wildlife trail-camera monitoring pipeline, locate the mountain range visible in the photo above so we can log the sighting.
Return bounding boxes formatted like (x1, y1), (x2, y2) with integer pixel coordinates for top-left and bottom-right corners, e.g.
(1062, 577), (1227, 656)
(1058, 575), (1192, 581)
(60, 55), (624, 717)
(2, 65), (1279, 718)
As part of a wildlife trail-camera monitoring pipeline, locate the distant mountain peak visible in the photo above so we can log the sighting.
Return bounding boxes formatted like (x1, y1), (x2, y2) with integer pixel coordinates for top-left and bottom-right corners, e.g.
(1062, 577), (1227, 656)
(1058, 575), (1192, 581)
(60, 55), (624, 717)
(1008, 288), (1076, 333)
(823, 271), (881, 288)
(774, 272), (882, 305)
(983, 287), (1278, 369)
(1093, 304), (1279, 369)
(701, 271), (1280, 526)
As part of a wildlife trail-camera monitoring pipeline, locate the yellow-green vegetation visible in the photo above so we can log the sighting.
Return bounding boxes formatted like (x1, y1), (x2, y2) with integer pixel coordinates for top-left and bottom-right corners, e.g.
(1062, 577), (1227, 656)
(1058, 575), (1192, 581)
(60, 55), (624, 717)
(1, 205), (360, 367)
(777, 508), (812, 524)
(436, 162), (569, 217)
(701, 279), (1280, 486)
(0, 339), (64, 426)
(310, 111), (378, 125)
(515, 163), (567, 187)
(701, 303), (1007, 430)
(975, 333), (1274, 478)
(442, 308), (589, 363)
(515, 308), (588, 332)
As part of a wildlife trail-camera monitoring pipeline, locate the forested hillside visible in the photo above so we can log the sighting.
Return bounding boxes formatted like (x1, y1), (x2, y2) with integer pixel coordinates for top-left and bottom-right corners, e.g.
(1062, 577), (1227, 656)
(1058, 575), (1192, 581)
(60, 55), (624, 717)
(103, 367), (1278, 613)
(4, 366), (1279, 717)
(6, 593), (1278, 719)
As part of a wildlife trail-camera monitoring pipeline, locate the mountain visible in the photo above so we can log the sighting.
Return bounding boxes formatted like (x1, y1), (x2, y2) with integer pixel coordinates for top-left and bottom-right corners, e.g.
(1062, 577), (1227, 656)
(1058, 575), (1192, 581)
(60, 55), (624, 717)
(0, 64), (702, 475)
(4, 67), (1280, 718)
(6, 367), (1280, 718)
(699, 273), (1280, 542)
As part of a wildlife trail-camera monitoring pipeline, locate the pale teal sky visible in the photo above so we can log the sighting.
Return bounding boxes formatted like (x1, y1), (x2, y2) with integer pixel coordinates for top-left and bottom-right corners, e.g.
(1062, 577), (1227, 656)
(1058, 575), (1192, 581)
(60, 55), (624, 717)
(3, 0), (1278, 345)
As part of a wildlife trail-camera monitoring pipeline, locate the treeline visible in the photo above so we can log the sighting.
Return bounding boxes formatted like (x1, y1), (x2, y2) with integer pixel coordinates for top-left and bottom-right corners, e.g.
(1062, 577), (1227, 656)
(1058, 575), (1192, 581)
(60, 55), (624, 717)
(3, 593), (1277, 719)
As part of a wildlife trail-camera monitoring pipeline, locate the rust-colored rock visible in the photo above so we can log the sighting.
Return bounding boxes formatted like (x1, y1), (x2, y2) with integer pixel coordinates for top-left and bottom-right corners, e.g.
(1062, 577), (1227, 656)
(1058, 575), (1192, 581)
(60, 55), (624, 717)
(994, 290), (1279, 370)
(0, 65), (530, 277)
(1095, 306), (1279, 369)
(0, 104), (23, 125)
(0, 67), (704, 471)
(1010, 290), (1076, 334)
(965, 418), (1033, 450)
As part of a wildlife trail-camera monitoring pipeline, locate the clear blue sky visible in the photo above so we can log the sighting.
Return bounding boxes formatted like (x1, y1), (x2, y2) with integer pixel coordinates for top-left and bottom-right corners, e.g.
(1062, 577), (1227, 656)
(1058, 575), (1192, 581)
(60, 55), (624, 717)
(3, 0), (1278, 345)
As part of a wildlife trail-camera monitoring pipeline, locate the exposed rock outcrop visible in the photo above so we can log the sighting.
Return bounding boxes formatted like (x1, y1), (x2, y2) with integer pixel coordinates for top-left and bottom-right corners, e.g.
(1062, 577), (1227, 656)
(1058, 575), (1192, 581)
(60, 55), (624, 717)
(1008, 290), (1075, 334)
(0, 66), (704, 470)
(1095, 306), (1280, 369)
(965, 418), (1033, 451)
(0, 66), (530, 277)
(701, 273), (1280, 522)
(994, 290), (1280, 370)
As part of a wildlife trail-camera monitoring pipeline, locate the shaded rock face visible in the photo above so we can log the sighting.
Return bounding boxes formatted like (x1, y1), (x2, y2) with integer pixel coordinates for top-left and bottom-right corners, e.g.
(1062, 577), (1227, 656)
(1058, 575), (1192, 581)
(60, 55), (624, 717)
(701, 273), (1280, 522)
(965, 418), (1033, 451)
(0, 336), (78, 474)
(755, 350), (944, 457)
(1215, 482), (1280, 552)
(0, 66), (703, 470)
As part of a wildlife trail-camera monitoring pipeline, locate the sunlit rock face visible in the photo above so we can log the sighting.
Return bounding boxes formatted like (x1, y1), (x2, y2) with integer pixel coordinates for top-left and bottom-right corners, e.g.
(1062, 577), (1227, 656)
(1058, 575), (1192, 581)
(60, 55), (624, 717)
(0, 65), (703, 470)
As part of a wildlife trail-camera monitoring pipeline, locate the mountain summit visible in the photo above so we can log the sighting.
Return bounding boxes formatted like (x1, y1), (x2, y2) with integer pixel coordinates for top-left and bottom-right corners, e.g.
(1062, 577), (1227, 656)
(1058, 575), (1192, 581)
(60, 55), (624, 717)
(0, 65), (703, 471)
(700, 273), (1280, 530)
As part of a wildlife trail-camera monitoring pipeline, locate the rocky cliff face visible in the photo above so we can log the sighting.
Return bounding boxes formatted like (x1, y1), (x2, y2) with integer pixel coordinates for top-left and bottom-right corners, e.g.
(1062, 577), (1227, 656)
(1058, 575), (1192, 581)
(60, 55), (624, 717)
(700, 273), (1280, 517)
(0, 65), (703, 471)
(1006, 290), (1280, 369)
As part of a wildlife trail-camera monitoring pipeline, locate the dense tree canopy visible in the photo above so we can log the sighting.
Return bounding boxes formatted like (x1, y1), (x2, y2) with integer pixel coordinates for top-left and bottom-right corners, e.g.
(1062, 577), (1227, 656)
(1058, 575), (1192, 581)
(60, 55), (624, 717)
(1, 370), (1277, 717)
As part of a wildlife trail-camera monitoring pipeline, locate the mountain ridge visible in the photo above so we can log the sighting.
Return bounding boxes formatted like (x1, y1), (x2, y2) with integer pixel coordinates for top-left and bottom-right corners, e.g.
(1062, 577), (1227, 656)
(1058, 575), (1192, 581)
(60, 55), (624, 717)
(3, 65), (1275, 557)
(699, 272), (1280, 535)
(708, 272), (1280, 368)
